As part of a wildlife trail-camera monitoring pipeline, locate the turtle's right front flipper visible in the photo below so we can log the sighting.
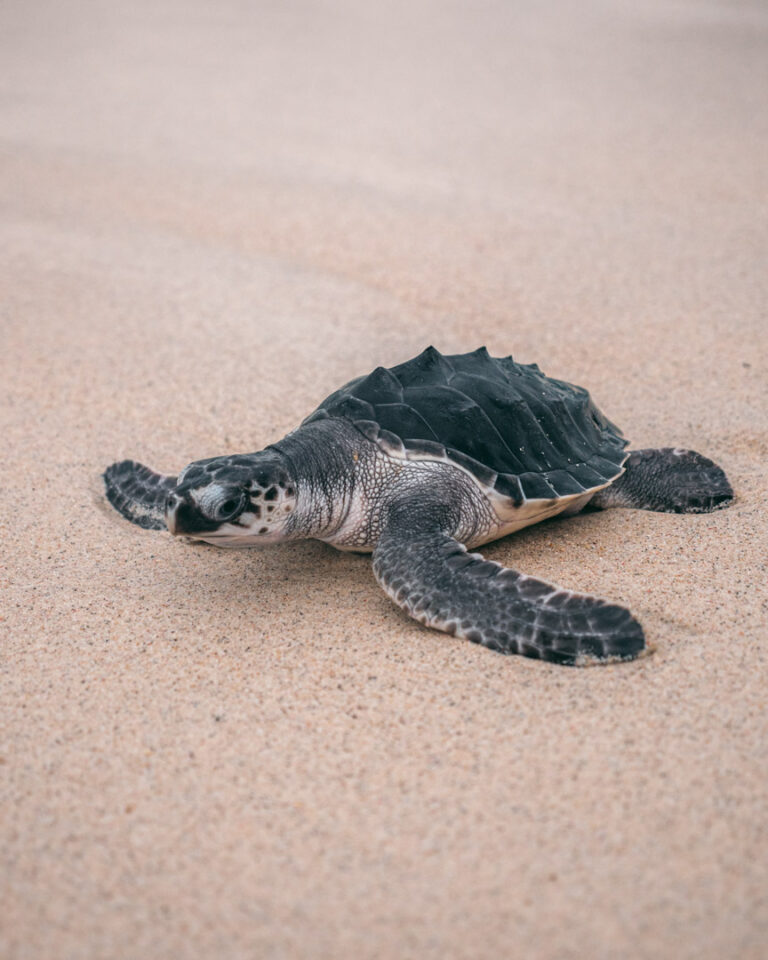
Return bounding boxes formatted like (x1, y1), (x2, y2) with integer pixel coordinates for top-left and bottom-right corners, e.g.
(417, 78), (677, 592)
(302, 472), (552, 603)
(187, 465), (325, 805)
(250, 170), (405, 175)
(103, 460), (177, 530)
(372, 529), (647, 666)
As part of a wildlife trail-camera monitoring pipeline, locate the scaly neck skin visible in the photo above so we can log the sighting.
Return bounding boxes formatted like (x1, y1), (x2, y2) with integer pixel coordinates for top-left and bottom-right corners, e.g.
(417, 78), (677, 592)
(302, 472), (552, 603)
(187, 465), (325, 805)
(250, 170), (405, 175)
(270, 418), (498, 551)
(269, 419), (361, 540)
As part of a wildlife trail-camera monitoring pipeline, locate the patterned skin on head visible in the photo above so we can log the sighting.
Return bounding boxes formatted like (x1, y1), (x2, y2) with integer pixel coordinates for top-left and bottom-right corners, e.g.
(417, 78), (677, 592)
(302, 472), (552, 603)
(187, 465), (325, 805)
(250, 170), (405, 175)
(166, 452), (298, 545)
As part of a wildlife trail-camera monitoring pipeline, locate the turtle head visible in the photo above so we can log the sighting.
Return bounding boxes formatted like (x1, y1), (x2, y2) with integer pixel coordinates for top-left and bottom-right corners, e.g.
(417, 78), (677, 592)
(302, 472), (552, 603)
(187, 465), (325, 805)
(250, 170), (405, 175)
(166, 450), (298, 546)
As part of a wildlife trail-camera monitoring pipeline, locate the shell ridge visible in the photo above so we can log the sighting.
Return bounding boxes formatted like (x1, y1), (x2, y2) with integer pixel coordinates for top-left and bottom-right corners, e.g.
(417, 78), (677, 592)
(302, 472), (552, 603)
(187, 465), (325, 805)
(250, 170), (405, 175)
(354, 366), (404, 404)
(390, 346), (455, 389)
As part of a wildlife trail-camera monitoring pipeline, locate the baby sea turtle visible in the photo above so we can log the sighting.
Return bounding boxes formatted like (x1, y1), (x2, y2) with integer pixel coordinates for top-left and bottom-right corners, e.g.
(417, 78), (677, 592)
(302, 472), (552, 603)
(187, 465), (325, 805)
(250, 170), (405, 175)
(104, 347), (732, 666)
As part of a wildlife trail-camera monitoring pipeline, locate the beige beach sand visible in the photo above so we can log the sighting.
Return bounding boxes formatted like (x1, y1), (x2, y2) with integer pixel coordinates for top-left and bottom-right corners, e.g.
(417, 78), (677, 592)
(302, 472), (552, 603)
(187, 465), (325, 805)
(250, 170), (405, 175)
(1, 1), (767, 957)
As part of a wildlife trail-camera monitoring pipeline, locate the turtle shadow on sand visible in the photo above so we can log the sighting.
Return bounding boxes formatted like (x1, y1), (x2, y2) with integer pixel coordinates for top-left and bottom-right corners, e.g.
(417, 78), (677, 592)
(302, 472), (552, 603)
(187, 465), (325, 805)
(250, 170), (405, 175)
(101, 347), (733, 667)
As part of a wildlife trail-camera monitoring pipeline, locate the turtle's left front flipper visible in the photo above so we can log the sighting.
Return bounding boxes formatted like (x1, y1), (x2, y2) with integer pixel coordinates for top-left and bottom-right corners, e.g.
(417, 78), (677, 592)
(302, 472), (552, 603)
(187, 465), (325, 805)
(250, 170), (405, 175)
(103, 460), (177, 530)
(372, 529), (647, 666)
(591, 448), (733, 514)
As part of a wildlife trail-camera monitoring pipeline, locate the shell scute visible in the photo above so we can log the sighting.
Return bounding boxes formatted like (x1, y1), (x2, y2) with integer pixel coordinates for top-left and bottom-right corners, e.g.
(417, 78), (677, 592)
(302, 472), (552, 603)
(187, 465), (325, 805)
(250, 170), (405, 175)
(354, 366), (403, 404)
(353, 420), (381, 442)
(371, 402), (438, 442)
(444, 450), (497, 488)
(544, 469), (585, 497)
(403, 438), (446, 459)
(402, 384), (520, 474)
(589, 452), (628, 478)
(377, 428), (405, 453)
(566, 463), (609, 488)
(493, 473), (524, 505)
(390, 345), (454, 387)
(519, 473), (559, 500)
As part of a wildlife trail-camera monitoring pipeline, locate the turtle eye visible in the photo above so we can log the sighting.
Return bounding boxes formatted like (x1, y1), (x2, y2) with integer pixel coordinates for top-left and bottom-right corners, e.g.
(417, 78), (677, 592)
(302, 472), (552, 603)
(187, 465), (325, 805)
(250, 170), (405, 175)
(214, 492), (246, 522)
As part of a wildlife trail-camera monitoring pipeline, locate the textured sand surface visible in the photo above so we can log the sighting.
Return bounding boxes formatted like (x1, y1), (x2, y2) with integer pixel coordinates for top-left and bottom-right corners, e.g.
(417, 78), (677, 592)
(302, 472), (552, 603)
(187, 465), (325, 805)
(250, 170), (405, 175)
(2, 1), (767, 958)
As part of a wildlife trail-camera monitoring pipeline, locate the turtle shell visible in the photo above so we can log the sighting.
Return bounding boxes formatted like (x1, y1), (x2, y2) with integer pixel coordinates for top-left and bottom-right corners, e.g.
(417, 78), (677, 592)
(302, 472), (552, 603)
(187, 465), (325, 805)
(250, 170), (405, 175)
(303, 346), (628, 503)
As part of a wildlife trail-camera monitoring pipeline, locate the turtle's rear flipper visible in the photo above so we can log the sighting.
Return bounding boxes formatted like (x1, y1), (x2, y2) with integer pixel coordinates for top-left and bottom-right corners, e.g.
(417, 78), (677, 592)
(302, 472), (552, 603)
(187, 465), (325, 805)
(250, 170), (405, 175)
(591, 448), (733, 514)
(103, 460), (177, 530)
(372, 529), (647, 666)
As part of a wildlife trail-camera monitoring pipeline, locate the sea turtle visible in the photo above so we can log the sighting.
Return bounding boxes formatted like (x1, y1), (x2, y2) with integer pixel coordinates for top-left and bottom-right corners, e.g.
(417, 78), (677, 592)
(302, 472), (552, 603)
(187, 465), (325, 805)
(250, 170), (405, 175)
(103, 347), (733, 666)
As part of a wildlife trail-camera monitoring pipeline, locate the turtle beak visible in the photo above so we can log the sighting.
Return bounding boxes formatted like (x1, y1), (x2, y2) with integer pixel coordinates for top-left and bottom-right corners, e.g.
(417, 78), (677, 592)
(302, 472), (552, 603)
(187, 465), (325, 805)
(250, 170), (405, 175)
(165, 494), (182, 535)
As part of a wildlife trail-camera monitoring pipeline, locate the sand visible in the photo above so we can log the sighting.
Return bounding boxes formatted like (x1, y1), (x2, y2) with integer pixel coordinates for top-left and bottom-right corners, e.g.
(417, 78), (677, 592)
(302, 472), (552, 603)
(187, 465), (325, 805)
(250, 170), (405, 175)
(1, 1), (767, 957)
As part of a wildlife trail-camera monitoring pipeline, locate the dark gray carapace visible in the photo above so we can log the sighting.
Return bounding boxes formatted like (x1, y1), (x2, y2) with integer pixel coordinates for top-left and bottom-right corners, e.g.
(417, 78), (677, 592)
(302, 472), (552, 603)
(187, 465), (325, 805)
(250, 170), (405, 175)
(103, 347), (733, 666)
(304, 345), (628, 503)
